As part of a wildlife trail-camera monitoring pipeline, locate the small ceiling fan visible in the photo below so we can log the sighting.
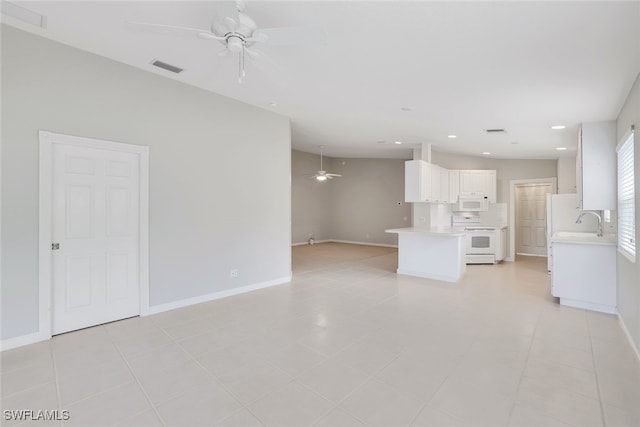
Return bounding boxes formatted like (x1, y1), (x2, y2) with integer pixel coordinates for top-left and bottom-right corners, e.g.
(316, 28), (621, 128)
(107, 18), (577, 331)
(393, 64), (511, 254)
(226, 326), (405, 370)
(127, 0), (325, 83)
(314, 146), (342, 181)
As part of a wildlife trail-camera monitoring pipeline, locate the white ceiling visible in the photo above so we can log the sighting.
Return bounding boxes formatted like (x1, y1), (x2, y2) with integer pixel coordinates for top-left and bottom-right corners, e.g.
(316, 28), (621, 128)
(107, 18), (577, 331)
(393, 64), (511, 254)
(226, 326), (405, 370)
(3, 1), (640, 159)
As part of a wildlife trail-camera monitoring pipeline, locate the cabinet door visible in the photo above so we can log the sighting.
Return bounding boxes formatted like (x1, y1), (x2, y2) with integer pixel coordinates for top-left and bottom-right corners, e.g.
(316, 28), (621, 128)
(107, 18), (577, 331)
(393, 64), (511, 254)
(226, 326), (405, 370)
(405, 160), (432, 202)
(440, 169), (450, 203)
(578, 121), (616, 210)
(576, 127), (583, 209)
(430, 165), (441, 202)
(486, 170), (497, 203)
(460, 171), (486, 196)
(449, 170), (460, 202)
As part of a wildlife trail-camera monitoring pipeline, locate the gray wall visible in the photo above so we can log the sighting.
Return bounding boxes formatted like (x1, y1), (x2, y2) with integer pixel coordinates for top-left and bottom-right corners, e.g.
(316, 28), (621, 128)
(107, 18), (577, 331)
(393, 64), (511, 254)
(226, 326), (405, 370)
(616, 72), (640, 353)
(1, 26), (291, 340)
(291, 151), (411, 246)
(291, 150), (332, 243)
(557, 157), (577, 194)
(431, 152), (558, 203)
(328, 157), (411, 246)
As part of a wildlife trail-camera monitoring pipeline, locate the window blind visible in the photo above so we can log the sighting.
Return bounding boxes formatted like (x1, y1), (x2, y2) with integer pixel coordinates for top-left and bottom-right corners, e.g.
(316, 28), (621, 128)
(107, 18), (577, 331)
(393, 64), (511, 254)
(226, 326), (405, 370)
(617, 127), (635, 261)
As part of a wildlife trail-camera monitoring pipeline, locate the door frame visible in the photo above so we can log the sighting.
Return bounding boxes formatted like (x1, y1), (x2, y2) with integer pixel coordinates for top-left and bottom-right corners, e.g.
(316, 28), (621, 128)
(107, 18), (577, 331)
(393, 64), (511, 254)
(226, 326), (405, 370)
(38, 130), (150, 339)
(507, 177), (557, 262)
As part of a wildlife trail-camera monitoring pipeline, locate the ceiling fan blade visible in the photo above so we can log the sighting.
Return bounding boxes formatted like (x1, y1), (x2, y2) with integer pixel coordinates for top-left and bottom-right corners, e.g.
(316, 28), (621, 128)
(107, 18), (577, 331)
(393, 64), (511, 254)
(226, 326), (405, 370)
(126, 21), (217, 38)
(224, 16), (238, 32)
(244, 47), (263, 60)
(213, 1), (240, 23)
(245, 31), (269, 43)
(197, 32), (226, 41)
(211, 20), (229, 36)
(255, 26), (326, 46)
(326, 174), (342, 177)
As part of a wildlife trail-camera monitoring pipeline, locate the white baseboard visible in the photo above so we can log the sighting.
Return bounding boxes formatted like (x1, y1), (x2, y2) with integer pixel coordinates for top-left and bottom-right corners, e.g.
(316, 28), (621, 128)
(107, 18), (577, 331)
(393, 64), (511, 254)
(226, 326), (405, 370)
(2, 276), (292, 351)
(0, 330), (50, 352)
(618, 313), (640, 363)
(292, 240), (330, 247)
(145, 275), (292, 315)
(328, 239), (398, 248)
(292, 239), (397, 248)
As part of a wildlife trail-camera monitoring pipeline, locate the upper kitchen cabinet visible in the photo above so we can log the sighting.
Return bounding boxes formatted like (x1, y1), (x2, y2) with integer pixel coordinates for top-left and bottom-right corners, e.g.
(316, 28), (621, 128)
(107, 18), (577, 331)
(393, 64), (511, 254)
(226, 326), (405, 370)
(405, 160), (432, 202)
(576, 121), (616, 210)
(405, 160), (449, 203)
(449, 170), (460, 202)
(440, 168), (451, 204)
(458, 170), (496, 202)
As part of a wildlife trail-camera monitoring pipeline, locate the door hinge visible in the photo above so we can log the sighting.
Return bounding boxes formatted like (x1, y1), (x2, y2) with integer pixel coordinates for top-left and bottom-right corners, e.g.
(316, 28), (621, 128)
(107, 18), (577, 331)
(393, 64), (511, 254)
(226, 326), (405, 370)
(51, 243), (60, 250)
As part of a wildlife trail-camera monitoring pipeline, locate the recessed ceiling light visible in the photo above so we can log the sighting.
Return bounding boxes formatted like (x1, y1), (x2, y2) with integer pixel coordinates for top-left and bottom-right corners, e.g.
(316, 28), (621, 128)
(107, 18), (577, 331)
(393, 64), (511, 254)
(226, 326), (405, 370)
(448, 135), (457, 139)
(401, 107), (412, 112)
(376, 140), (386, 144)
(556, 147), (568, 151)
(394, 141), (403, 145)
(269, 102), (277, 107)
(482, 152), (491, 155)
(551, 125), (566, 130)
(510, 141), (519, 145)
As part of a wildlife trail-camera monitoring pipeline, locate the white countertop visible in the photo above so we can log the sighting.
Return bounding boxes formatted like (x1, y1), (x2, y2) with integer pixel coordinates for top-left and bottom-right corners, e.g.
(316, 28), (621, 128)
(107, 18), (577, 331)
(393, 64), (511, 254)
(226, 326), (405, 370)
(551, 231), (616, 246)
(385, 227), (466, 237)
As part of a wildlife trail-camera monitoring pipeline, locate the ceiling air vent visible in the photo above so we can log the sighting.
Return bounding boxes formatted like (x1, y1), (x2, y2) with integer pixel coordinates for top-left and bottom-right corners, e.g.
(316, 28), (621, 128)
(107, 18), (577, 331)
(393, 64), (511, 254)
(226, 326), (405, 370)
(150, 60), (183, 74)
(2, 2), (46, 27)
(486, 128), (506, 133)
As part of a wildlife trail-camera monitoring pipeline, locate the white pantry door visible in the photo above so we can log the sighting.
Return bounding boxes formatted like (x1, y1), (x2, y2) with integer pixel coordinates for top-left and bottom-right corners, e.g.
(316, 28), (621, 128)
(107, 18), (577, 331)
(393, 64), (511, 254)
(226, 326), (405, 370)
(516, 183), (552, 256)
(52, 144), (140, 334)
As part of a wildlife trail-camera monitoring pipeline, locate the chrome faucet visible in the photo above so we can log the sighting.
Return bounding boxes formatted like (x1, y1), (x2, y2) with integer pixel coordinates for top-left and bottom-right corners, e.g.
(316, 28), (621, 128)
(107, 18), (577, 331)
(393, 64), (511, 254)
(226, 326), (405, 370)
(576, 211), (603, 237)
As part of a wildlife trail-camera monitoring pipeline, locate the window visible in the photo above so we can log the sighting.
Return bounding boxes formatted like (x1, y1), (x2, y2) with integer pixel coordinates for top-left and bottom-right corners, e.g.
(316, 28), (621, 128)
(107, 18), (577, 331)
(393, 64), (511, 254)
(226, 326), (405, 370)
(617, 126), (635, 261)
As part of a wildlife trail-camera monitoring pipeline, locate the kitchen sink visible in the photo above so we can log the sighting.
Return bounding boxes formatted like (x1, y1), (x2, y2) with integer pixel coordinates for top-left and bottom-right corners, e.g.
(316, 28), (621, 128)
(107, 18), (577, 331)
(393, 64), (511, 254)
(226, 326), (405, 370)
(551, 231), (616, 245)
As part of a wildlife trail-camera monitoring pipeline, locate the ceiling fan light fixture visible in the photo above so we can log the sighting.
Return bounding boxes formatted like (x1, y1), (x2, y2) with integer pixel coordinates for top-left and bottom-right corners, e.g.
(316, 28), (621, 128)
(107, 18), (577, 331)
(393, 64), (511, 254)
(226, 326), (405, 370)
(316, 175), (327, 181)
(227, 36), (244, 52)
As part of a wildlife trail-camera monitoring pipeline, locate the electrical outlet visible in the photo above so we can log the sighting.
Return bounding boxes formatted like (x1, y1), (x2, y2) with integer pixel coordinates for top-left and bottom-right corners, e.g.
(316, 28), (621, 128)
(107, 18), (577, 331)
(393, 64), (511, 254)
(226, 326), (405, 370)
(230, 269), (238, 278)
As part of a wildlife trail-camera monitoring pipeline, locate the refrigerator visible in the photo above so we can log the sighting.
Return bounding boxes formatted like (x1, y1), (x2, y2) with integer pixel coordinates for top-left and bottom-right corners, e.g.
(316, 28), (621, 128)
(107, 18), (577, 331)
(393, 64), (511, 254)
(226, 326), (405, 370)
(545, 193), (598, 272)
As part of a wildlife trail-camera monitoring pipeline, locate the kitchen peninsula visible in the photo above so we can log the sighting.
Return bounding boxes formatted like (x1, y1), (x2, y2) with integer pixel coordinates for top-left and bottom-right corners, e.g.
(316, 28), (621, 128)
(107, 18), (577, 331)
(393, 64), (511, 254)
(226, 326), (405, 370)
(385, 227), (467, 282)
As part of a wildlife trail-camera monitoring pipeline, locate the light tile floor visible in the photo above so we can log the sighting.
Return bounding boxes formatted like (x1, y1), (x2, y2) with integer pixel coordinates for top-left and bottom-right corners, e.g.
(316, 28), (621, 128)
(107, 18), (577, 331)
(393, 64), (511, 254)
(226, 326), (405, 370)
(2, 243), (640, 426)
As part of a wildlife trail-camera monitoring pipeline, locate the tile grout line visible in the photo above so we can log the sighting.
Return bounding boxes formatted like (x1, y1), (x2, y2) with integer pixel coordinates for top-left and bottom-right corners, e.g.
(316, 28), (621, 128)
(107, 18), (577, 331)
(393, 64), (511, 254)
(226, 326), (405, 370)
(586, 313), (608, 427)
(106, 326), (168, 427)
(166, 323), (271, 426)
(506, 306), (544, 425)
(48, 339), (64, 427)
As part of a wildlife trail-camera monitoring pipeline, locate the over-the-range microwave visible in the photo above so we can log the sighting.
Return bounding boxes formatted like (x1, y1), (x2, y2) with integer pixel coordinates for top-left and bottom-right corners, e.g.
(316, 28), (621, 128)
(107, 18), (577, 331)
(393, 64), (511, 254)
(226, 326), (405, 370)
(456, 197), (489, 211)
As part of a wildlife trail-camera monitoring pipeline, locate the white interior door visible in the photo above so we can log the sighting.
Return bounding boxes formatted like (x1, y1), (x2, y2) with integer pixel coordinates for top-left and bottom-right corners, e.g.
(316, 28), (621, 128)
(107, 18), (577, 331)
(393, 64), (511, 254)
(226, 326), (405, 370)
(516, 183), (552, 256)
(52, 143), (140, 334)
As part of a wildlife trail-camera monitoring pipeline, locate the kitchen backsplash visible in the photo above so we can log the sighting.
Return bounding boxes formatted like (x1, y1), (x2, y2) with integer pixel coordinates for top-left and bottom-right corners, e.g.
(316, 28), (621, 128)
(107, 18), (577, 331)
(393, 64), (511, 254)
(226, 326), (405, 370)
(479, 203), (508, 226)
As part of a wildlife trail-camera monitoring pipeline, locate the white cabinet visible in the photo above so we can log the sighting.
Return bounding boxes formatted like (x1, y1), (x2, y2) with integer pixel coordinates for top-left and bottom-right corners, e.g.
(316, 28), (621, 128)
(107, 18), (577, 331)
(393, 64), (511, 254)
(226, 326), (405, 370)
(440, 168), (451, 204)
(551, 241), (616, 313)
(405, 161), (450, 203)
(496, 228), (507, 261)
(405, 160), (432, 202)
(458, 170), (496, 202)
(449, 170), (460, 202)
(406, 163), (496, 204)
(430, 164), (441, 202)
(576, 121), (616, 210)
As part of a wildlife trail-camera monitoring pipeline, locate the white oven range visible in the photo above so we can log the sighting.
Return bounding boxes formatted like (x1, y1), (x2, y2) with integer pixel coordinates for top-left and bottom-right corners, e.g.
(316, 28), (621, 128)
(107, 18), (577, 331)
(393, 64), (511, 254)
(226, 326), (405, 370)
(452, 215), (507, 264)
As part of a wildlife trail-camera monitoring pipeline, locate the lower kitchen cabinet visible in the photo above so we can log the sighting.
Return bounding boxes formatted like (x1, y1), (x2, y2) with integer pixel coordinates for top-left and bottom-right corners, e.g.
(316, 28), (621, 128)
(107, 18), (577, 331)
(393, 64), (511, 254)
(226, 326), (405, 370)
(551, 241), (616, 313)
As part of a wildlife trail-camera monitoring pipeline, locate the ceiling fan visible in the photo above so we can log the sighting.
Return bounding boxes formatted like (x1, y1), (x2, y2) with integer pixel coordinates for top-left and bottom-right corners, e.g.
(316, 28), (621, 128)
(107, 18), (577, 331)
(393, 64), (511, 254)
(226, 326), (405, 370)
(127, 1), (325, 83)
(314, 146), (342, 181)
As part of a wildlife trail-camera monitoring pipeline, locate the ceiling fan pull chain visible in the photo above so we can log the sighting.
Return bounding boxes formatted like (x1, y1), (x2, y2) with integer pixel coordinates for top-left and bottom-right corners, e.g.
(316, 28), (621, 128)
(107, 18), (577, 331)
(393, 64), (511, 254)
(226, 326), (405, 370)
(242, 48), (246, 77)
(238, 51), (242, 84)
